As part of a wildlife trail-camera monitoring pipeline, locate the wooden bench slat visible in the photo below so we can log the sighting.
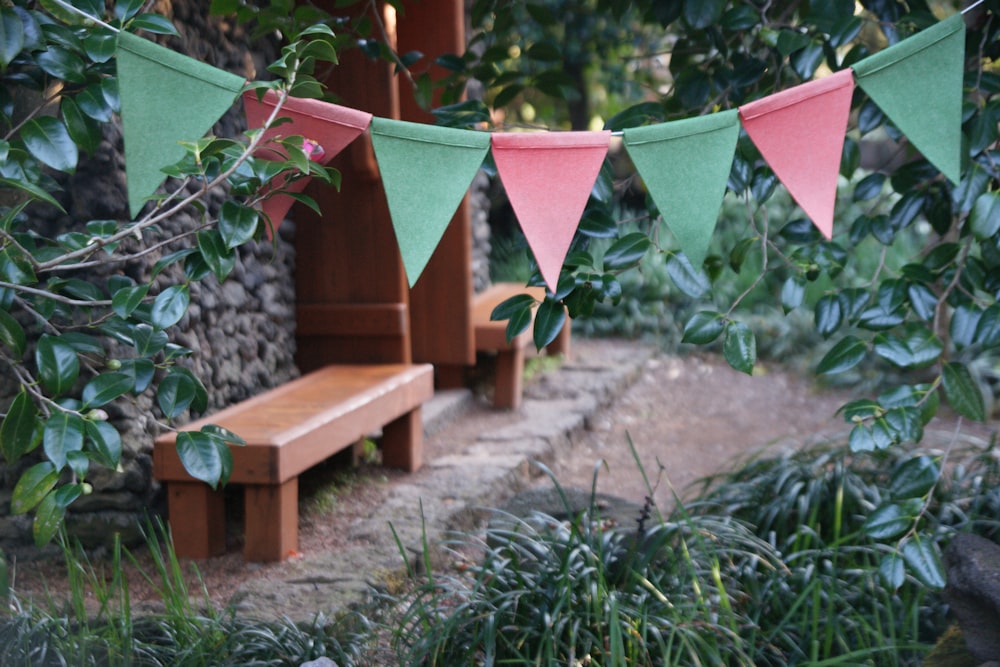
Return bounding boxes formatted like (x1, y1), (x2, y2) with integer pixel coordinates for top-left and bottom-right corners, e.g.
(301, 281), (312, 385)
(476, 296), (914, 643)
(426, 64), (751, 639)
(154, 364), (433, 484)
(153, 363), (433, 561)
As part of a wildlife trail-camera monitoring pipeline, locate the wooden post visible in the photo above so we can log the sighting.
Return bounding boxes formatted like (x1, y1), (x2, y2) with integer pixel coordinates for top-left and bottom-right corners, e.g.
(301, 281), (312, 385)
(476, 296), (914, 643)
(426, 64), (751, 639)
(295, 1), (410, 370)
(397, 0), (477, 370)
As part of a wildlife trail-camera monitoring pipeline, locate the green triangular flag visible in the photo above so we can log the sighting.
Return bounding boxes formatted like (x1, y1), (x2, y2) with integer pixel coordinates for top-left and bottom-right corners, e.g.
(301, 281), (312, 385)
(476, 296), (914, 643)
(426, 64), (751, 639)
(117, 32), (245, 218)
(370, 118), (491, 287)
(623, 110), (740, 268)
(853, 14), (965, 184)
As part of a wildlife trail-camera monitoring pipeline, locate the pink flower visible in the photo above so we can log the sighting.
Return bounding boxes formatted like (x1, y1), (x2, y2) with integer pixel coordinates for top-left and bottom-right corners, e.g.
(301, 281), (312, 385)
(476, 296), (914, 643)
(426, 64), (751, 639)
(302, 138), (325, 162)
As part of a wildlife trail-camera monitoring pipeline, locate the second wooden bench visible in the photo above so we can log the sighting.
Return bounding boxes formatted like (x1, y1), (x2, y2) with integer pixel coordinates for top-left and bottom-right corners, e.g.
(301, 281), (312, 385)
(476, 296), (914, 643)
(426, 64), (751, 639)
(468, 283), (571, 409)
(153, 363), (433, 562)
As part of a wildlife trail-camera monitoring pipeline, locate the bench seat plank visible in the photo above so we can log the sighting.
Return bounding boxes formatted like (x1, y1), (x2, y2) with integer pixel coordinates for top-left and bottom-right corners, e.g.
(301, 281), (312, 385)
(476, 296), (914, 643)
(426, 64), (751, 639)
(153, 363), (433, 561)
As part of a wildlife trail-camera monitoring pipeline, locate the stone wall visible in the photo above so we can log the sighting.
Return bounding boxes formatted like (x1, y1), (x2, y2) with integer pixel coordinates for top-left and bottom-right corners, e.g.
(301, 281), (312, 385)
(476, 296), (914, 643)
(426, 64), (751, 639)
(0, 1), (496, 557)
(0, 2), (296, 557)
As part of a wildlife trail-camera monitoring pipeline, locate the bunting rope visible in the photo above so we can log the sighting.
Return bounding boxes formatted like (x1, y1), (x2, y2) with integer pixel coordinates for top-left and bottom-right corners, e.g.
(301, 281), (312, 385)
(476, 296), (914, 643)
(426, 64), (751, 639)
(97, 7), (975, 288)
(48, 0), (120, 32)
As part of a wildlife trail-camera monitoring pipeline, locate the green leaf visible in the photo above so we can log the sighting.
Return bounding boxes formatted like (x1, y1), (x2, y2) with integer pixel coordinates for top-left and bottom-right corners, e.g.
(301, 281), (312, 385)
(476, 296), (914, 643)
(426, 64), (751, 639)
(0, 550), (7, 603)
(533, 299), (566, 350)
(976, 304), (1000, 348)
(119, 358), (155, 394)
(872, 324), (943, 369)
(0, 7), (25, 68)
(776, 29), (810, 56)
(76, 82), (114, 122)
(200, 423), (246, 447)
(151, 285), (190, 330)
(35, 334), (80, 397)
(504, 305), (532, 344)
(883, 406), (924, 444)
(43, 411), (85, 471)
(0, 308), (26, 358)
(35, 45), (87, 83)
(132, 323), (168, 357)
(780, 276), (805, 314)
(849, 424), (876, 452)
(0, 390), (41, 464)
(116, 0), (146, 20)
(112, 284), (149, 319)
(814, 294), (843, 338)
(81, 372), (133, 408)
(127, 13), (180, 35)
(20, 116), (78, 173)
(85, 420), (122, 469)
(217, 200), (259, 249)
(790, 41), (824, 79)
(578, 207), (618, 239)
(683, 0), (725, 28)
(864, 502), (917, 540)
(157, 372), (197, 419)
(10, 462), (58, 515)
(83, 30), (117, 62)
(889, 455), (939, 499)
(907, 283), (937, 322)
(879, 551), (905, 589)
(941, 362), (986, 422)
(728, 237), (757, 274)
(176, 431), (225, 488)
(61, 96), (101, 155)
(970, 191), (1000, 240)
(817, 335), (867, 375)
(491, 294), (535, 322)
(900, 536), (946, 589)
(682, 310), (725, 345)
(168, 367), (208, 414)
(666, 254), (709, 298)
(853, 172), (886, 201)
(196, 230), (236, 281)
(32, 490), (66, 547)
(0, 176), (65, 211)
(602, 233), (651, 271)
(723, 321), (755, 375)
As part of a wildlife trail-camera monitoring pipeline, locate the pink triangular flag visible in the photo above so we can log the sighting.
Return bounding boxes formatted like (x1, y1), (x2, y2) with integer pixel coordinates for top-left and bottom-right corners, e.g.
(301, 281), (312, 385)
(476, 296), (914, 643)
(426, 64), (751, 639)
(739, 69), (855, 239)
(243, 89), (372, 232)
(492, 131), (611, 289)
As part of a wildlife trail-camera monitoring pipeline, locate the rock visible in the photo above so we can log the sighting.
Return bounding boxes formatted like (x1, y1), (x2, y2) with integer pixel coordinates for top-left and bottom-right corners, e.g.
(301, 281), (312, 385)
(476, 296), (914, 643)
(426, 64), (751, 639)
(943, 533), (1000, 662)
(300, 658), (339, 667)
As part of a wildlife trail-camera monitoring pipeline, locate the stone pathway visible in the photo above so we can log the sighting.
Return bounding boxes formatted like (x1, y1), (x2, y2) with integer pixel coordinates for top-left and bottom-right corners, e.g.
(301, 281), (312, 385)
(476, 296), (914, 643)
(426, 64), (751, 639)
(227, 339), (656, 620)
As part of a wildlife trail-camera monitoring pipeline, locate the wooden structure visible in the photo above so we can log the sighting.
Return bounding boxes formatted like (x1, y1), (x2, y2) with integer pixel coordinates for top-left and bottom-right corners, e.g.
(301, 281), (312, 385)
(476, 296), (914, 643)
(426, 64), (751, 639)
(395, 1), (572, 408)
(153, 364), (433, 562)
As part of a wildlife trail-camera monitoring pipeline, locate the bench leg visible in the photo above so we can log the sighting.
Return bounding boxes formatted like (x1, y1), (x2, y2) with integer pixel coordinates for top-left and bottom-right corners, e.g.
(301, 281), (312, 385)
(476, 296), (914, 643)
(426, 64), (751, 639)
(494, 346), (525, 410)
(244, 479), (298, 562)
(381, 408), (422, 472)
(166, 482), (226, 559)
(548, 319), (572, 360)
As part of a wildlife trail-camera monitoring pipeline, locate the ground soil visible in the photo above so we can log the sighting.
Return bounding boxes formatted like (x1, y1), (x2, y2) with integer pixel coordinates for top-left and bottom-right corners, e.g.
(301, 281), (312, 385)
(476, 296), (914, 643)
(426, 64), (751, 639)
(8, 343), (998, 615)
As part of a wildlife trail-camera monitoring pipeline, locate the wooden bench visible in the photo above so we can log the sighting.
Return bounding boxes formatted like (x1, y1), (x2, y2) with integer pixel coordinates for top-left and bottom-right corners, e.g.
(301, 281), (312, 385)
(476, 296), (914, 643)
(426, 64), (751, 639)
(153, 363), (433, 562)
(465, 283), (572, 409)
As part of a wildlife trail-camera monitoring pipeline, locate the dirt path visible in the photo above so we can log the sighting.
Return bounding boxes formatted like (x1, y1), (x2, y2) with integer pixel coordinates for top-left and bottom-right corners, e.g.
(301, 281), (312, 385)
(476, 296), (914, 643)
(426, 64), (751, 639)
(530, 353), (853, 509)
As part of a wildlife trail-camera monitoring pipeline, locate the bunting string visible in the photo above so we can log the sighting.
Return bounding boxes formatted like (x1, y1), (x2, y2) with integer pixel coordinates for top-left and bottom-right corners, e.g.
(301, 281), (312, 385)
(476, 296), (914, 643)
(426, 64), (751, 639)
(112, 10), (970, 289)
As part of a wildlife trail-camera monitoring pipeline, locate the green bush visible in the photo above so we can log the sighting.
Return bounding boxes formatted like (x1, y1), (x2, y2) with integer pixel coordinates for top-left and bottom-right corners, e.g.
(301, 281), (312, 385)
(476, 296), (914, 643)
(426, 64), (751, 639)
(1, 520), (370, 666)
(390, 433), (1000, 666)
